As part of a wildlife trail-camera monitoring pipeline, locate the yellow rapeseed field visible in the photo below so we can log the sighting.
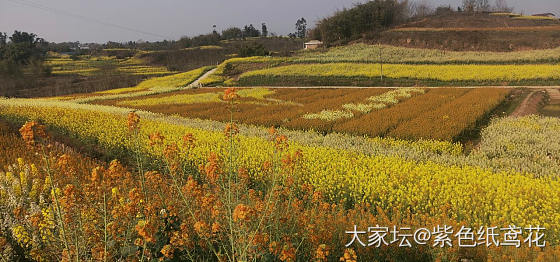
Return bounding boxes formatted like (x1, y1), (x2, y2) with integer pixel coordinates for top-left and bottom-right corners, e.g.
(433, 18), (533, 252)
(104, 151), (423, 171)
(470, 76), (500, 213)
(1, 98), (560, 246)
(239, 63), (560, 82)
(116, 88), (274, 107)
(44, 53), (176, 77)
(294, 43), (560, 64)
(98, 66), (214, 95)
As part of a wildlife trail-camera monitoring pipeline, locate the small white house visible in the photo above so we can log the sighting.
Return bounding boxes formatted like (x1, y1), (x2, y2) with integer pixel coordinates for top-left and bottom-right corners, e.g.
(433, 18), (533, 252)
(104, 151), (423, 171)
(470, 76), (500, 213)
(78, 43), (90, 50)
(304, 40), (323, 50)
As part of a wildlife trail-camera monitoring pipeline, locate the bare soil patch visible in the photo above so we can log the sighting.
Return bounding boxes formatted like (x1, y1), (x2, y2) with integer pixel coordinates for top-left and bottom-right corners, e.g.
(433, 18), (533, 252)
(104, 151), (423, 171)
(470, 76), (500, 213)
(511, 90), (546, 117)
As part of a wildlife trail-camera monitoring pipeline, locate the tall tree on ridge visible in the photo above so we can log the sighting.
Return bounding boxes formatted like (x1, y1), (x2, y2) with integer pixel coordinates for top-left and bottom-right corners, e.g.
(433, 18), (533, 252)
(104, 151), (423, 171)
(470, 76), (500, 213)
(261, 23), (268, 37)
(296, 18), (307, 38)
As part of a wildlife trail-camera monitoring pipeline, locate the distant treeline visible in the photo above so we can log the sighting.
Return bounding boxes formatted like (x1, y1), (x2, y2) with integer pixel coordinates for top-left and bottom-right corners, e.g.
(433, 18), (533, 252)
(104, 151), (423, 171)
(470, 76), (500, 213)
(48, 20), (308, 53)
(310, 0), (410, 46)
(0, 31), (53, 97)
(308, 0), (515, 46)
(0, 31), (50, 77)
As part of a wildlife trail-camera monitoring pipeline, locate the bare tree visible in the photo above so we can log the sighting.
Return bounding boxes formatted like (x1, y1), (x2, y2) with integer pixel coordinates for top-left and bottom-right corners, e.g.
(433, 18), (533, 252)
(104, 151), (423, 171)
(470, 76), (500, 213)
(494, 0), (512, 12)
(411, 0), (434, 17)
(462, 0), (476, 12)
(463, 0), (490, 12)
(476, 0), (490, 11)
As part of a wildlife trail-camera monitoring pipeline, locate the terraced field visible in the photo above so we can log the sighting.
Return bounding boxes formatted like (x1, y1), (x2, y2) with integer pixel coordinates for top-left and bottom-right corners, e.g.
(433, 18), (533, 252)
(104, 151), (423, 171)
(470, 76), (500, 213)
(51, 66), (214, 103)
(197, 44), (560, 87)
(294, 44), (560, 64)
(3, 41), (560, 261)
(237, 63), (560, 86)
(93, 87), (509, 141)
(45, 52), (176, 77)
(2, 82), (560, 261)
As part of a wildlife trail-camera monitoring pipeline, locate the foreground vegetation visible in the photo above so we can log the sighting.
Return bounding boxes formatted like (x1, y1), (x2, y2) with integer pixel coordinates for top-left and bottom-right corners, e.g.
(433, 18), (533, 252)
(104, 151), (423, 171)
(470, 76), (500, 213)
(2, 1), (560, 260)
(1, 89), (560, 261)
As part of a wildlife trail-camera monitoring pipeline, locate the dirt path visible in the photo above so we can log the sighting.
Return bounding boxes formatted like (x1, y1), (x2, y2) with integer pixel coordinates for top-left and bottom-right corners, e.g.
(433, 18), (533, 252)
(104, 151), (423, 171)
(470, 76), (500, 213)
(547, 88), (560, 105)
(187, 68), (217, 88)
(510, 90), (546, 117)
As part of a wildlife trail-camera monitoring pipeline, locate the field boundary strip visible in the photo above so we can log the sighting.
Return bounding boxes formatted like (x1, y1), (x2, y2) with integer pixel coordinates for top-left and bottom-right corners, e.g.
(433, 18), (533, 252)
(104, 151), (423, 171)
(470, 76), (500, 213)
(187, 67), (218, 88)
(198, 86), (560, 89)
(389, 26), (560, 32)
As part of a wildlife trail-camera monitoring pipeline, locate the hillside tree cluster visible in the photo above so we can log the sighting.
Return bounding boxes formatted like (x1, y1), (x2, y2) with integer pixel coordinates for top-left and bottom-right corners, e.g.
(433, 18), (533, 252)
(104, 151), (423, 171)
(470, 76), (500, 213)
(309, 0), (410, 46)
(0, 31), (50, 77)
(309, 0), (514, 46)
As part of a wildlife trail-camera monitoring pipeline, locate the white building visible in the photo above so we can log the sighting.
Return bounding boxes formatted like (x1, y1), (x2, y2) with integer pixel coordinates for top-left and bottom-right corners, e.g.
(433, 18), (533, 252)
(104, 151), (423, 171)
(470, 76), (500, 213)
(304, 40), (323, 50)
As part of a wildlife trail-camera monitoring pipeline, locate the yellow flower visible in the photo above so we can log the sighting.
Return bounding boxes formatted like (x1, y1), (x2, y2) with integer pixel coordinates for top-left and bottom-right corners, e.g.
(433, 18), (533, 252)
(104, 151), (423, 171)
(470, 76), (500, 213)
(111, 187), (119, 198)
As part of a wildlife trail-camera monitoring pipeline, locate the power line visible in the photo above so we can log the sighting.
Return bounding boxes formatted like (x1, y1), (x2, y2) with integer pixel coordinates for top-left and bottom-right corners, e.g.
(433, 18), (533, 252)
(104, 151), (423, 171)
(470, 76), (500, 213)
(4, 0), (171, 40)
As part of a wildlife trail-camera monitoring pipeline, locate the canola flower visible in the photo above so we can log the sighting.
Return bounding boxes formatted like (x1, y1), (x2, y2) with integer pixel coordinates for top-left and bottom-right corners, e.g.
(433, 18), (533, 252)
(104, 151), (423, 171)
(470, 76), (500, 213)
(97, 66), (214, 95)
(342, 103), (386, 113)
(116, 88), (276, 107)
(302, 110), (354, 121)
(45, 55), (112, 75)
(2, 110), (560, 261)
(194, 44), (560, 85)
(513, 15), (558, 20)
(45, 52), (175, 77)
(52, 66), (216, 104)
(304, 88), (425, 120)
(294, 43), (560, 64)
(51, 68), (100, 76)
(490, 12), (519, 17)
(389, 88), (509, 141)
(472, 115), (560, 176)
(116, 65), (175, 76)
(1, 99), (560, 246)
(0, 97), (557, 175)
(0, 98), (464, 160)
(239, 63), (560, 83)
(199, 56), (286, 86)
(0, 126), (462, 261)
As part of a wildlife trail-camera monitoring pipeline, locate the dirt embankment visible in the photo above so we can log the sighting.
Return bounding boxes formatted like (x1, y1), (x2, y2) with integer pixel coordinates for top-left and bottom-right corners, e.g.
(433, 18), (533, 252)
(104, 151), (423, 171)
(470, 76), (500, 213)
(373, 13), (560, 51)
(396, 13), (560, 29)
(546, 88), (560, 104)
(511, 90), (546, 117)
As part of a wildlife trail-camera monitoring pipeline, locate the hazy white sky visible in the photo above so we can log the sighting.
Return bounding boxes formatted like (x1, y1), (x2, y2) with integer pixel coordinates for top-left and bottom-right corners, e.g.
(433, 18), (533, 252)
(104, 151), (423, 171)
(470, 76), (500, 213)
(1, 0), (559, 43)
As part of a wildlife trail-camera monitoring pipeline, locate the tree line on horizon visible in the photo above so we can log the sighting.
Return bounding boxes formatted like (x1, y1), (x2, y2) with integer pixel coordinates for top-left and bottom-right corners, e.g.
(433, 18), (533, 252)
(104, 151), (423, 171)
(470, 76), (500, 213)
(0, 0), (519, 59)
(46, 18), (308, 54)
(309, 0), (515, 46)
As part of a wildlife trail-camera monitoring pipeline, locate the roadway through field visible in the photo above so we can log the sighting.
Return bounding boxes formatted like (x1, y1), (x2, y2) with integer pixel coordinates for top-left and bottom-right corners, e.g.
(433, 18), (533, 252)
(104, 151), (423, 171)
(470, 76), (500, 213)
(511, 90), (546, 117)
(187, 68), (217, 88)
(547, 88), (560, 105)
